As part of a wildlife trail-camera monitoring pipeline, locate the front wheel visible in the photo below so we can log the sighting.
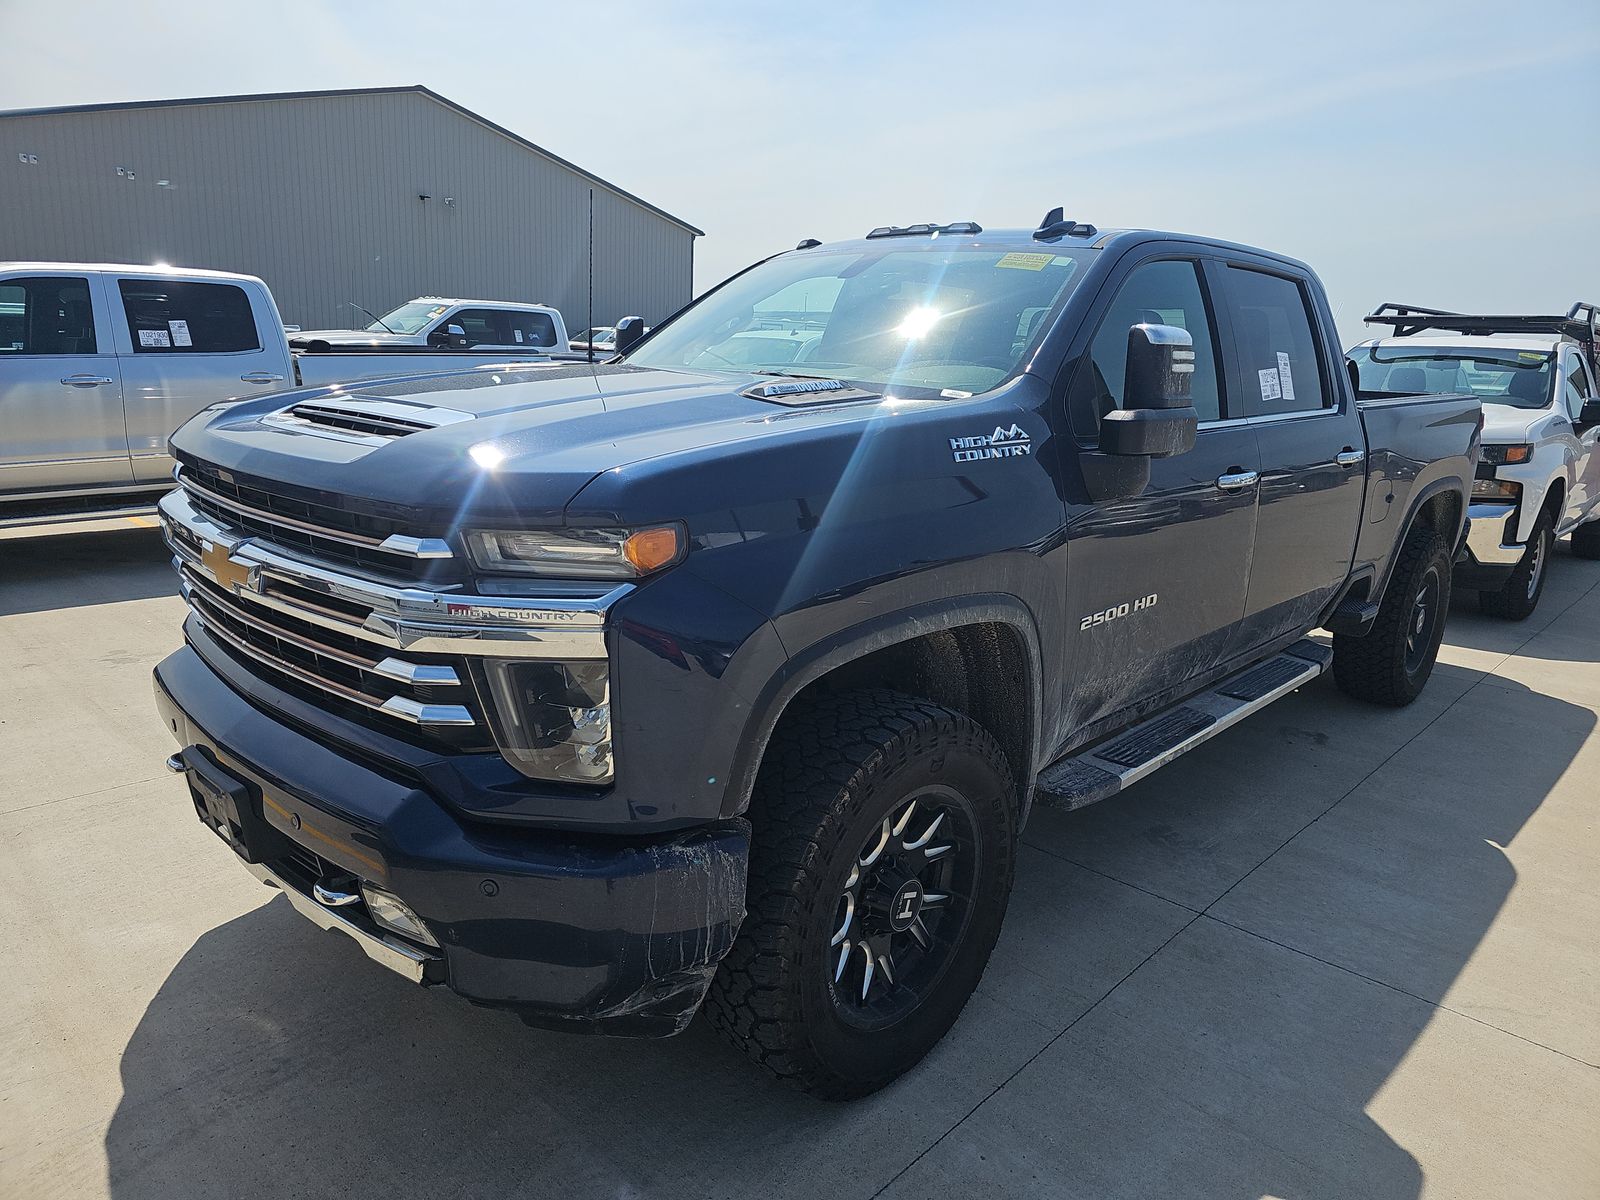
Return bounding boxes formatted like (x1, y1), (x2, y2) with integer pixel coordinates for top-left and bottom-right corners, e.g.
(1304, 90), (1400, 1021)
(1333, 523), (1452, 706)
(1479, 510), (1553, 620)
(705, 691), (1017, 1099)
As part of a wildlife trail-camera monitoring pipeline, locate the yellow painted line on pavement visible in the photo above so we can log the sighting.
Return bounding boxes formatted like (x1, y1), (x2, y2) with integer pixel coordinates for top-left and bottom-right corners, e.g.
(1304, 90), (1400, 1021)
(126, 516), (157, 527)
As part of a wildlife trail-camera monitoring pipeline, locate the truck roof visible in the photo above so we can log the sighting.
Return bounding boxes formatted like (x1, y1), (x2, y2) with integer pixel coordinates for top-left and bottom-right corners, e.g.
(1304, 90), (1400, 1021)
(412, 297), (559, 312)
(1354, 333), (1563, 354)
(0, 260), (266, 283)
(794, 219), (1318, 277)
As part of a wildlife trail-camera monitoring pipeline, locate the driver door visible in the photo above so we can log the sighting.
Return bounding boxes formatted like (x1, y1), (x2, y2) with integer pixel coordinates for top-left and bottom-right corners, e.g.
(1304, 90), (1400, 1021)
(1060, 254), (1260, 733)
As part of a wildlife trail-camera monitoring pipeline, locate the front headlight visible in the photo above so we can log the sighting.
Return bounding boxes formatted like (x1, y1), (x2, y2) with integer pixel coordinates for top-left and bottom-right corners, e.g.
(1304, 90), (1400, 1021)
(483, 659), (613, 783)
(465, 525), (683, 578)
(1480, 443), (1533, 466)
(1471, 478), (1521, 500)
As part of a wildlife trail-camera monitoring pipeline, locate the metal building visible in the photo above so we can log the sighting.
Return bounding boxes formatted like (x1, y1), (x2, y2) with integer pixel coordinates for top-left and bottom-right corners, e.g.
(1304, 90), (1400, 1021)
(0, 86), (701, 331)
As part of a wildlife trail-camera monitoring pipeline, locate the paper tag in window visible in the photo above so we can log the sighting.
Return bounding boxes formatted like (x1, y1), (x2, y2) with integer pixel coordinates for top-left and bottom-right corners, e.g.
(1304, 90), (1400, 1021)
(1258, 367), (1282, 402)
(168, 319), (192, 347)
(138, 328), (171, 348)
(995, 252), (1054, 271)
(513, 328), (523, 343)
(1276, 352), (1295, 401)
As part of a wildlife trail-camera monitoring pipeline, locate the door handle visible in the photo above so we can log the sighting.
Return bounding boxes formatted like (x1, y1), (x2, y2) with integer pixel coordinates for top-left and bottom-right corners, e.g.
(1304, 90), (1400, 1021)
(60, 374), (113, 387)
(1215, 469), (1260, 492)
(1335, 448), (1366, 467)
(240, 372), (286, 384)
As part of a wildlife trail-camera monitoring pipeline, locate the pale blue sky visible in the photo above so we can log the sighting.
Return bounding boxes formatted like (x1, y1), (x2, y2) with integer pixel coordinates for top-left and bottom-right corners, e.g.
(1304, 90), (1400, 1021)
(2, 0), (1595, 343)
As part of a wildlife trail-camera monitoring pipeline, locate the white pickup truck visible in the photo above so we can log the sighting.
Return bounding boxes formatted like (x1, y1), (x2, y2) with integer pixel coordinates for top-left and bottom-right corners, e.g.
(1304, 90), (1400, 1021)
(0, 263), (568, 527)
(291, 297), (569, 354)
(1351, 301), (1600, 619)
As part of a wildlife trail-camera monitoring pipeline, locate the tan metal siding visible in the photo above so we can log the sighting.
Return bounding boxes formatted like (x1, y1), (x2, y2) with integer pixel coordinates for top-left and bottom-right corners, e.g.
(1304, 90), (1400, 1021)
(0, 91), (695, 330)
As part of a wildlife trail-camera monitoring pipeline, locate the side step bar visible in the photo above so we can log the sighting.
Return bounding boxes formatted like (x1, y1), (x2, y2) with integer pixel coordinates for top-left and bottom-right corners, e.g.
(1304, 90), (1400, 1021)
(1035, 639), (1333, 810)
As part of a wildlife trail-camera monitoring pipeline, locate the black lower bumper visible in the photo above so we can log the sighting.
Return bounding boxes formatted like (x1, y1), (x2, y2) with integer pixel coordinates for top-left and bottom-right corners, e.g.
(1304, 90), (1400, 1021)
(153, 646), (749, 1036)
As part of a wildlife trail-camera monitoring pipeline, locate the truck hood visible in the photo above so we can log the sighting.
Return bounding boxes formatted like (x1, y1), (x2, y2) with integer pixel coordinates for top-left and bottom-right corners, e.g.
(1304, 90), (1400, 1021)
(169, 362), (888, 529)
(1480, 401), (1559, 444)
(291, 329), (425, 347)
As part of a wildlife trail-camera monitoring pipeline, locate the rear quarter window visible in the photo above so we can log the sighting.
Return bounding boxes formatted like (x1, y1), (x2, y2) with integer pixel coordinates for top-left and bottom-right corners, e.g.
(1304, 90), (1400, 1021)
(1221, 267), (1328, 417)
(118, 279), (260, 353)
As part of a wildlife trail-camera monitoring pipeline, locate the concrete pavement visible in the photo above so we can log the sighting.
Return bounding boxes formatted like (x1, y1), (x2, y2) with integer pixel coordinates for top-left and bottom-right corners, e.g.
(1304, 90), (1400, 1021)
(1, 520), (1596, 1199)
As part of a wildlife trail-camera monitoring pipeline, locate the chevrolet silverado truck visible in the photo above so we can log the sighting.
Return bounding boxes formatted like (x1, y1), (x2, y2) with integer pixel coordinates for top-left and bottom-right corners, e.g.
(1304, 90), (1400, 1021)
(152, 214), (1481, 1098)
(0, 263), (561, 527)
(1350, 301), (1600, 619)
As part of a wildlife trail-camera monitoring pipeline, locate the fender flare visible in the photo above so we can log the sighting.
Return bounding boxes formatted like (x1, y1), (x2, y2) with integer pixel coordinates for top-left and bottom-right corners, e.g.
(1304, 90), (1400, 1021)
(1382, 474), (1469, 595)
(718, 595), (1045, 821)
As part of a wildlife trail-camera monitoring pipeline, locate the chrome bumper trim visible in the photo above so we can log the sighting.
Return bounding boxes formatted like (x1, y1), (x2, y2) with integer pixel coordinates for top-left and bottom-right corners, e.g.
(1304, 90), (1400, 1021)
(1465, 502), (1524, 566)
(244, 858), (438, 985)
(159, 488), (623, 660)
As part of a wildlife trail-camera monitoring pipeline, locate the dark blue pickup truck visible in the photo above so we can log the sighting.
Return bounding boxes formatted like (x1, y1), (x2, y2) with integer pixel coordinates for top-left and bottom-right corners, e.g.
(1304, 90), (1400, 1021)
(153, 213), (1481, 1097)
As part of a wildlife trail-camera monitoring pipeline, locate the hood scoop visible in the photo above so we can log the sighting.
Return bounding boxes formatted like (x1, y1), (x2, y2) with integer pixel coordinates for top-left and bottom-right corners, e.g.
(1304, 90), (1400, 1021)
(741, 377), (879, 407)
(268, 396), (476, 441)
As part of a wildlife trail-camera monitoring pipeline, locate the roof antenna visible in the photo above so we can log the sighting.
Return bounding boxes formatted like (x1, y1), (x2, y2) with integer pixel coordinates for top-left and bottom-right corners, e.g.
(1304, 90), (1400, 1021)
(587, 188), (595, 365)
(1035, 207), (1096, 242)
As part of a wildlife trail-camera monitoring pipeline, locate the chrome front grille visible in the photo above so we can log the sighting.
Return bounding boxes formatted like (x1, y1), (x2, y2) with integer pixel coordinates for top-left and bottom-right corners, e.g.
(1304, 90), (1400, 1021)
(176, 462), (452, 578)
(181, 564), (479, 735)
(158, 484), (625, 753)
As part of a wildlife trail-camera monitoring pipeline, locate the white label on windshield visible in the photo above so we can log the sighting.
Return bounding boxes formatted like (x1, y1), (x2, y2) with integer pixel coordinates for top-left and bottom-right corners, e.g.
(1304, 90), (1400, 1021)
(139, 328), (171, 348)
(1276, 352), (1295, 401)
(1258, 367), (1281, 402)
(169, 319), (192, 347)
(513, 328), (523, 343)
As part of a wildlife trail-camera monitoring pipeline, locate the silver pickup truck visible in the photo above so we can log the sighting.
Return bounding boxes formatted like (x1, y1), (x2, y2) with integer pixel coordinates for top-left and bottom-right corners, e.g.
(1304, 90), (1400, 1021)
(0, 263), (569, 527)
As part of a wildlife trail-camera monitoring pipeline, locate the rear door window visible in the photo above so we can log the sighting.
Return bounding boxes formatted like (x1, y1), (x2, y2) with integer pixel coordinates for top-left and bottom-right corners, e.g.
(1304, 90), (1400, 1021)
(118, 279), (260, 353)
(1220, 267), (1329, 417)
(503, 310), (558, 348)
(0, 276), (97, 354)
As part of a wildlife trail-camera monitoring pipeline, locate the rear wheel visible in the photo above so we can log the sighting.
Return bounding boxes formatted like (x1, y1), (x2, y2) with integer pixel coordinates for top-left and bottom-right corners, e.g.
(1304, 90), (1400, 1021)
(1479, 510), (1554, 620)
(705, 691), (1016, 1099)
(1571, 517), (1600, 561)
(1333, 523), (1451, 707)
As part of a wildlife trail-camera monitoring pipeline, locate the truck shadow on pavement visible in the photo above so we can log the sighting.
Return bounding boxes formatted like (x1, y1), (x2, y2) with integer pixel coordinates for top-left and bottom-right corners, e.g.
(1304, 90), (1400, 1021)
(102, 665), (1592, 1200)
(0, 527), (175, 617)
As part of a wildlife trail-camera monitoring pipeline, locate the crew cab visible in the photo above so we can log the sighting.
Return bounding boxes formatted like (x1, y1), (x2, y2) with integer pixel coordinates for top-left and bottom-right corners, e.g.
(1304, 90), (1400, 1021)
(151, 215), (1481, 1099)
(0, 264), (562, 527)
(292, 297), (569, 354)
(1350, 302), (1600, 618)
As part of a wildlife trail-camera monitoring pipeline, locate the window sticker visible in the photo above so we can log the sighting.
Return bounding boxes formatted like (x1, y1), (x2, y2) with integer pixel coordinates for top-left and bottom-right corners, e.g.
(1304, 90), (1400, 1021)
(1258, 367), (1282, 402)
(1518, 351), (1545, 361)
(995, 252), (1054, 272)
(138, 328), (171, 348)
(1276, 351), (1296, 401)
(169, 319), (192, 347)
(513, 328), (523, 343)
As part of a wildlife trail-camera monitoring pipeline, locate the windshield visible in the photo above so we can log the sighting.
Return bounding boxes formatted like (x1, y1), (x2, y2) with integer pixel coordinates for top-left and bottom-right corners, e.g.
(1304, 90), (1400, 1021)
(625, 245), (1090, 397)
(366, 301), (450, 334)
(1349, 345), (1554, 409)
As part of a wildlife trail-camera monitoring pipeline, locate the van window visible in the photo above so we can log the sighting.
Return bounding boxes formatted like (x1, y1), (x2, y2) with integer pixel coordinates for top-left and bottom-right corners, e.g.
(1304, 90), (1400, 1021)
(118, 279), (260, 353)
(1221, 268), (1328, 417)
(0, 276), (97, 354)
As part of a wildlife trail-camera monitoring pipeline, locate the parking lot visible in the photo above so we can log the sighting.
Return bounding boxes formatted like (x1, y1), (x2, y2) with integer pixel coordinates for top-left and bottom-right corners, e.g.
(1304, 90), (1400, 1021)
(2, 520), (1597, 1200)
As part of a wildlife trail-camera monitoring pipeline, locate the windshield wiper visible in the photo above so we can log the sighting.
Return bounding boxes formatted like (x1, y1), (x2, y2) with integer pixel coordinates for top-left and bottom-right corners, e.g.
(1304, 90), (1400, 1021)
(348, 300), (398, 335)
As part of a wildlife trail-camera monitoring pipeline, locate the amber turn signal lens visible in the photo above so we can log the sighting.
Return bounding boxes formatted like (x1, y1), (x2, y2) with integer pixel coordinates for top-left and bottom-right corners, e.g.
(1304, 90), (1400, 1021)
(623, 526), (683, 573)
(1503, 445), (1531, 464)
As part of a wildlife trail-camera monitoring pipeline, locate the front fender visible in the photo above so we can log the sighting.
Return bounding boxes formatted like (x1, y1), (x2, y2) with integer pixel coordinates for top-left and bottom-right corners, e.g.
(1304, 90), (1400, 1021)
(718, 594), (1045, 821)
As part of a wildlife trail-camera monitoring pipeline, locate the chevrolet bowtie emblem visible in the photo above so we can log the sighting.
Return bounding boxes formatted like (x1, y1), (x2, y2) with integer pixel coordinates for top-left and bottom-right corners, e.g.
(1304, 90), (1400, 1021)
(201, 539), (252, 593)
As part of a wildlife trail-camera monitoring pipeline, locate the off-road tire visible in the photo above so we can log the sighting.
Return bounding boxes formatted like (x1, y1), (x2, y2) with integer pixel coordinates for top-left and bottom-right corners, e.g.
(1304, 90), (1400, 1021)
(1570, 517), (1600, 561)
(704, 690), (1016, 1099)
(1479, 509), (1554, 620)
(1333, 523), (1452, 707)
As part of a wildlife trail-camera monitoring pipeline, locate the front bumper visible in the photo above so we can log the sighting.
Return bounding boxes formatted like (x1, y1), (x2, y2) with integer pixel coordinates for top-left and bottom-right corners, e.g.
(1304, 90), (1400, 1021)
(154, 645), (749, 1035)
(1455, 501), (1523, 589)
